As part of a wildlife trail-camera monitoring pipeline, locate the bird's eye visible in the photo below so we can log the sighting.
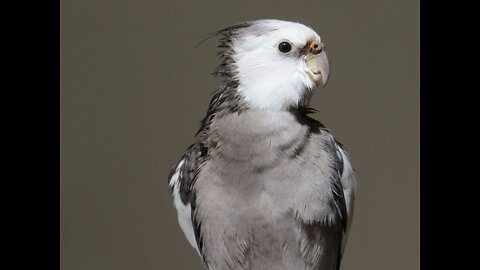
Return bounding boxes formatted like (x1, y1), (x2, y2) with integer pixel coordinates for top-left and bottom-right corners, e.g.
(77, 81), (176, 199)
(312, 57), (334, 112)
(278, 42), (292, 53)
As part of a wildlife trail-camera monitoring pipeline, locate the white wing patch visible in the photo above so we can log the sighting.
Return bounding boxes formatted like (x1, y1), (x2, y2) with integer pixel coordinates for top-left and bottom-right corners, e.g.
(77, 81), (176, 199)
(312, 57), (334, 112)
(169, 159), (201, 256)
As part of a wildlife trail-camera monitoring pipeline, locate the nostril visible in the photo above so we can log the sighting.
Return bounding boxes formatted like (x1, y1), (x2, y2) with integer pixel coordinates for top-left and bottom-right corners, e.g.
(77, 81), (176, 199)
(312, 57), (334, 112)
(310, 42), (322, 54)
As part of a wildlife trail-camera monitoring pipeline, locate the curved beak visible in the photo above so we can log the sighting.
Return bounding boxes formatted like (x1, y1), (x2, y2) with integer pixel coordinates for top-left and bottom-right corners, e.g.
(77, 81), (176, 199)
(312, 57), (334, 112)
(306, 50), (330, 87)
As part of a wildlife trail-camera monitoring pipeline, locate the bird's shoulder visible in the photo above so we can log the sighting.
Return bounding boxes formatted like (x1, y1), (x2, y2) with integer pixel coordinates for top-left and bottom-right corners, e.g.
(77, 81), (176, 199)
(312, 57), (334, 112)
(168, 143), (207, 203)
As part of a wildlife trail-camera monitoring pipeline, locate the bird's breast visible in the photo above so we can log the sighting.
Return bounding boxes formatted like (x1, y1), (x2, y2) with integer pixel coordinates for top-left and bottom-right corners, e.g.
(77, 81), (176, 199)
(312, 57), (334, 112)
(192, 110), (339, 269)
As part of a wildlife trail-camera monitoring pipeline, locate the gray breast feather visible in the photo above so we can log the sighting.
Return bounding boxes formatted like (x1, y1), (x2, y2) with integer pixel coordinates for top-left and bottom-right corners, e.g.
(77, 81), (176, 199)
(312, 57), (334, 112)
(166, 110), (354, 270)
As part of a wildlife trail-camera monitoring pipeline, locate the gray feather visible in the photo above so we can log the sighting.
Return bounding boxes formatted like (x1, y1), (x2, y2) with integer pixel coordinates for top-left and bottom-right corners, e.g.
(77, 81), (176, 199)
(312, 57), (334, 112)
(189, 108), (347, 270)
(169, 20), (355, 270)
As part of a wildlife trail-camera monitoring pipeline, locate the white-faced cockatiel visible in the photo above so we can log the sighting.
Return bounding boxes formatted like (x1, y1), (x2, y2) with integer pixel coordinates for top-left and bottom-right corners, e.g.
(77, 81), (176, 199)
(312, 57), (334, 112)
(168, 19), (356, 270)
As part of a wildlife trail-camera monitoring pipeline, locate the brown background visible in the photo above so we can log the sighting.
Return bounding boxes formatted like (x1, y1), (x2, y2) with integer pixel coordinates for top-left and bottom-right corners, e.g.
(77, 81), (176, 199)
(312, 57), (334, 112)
(60, 0), (419, 269)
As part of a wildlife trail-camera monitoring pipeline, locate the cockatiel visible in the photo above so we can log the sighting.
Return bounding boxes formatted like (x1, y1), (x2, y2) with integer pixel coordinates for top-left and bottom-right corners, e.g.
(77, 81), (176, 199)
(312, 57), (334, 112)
(168, 19), (356, 270)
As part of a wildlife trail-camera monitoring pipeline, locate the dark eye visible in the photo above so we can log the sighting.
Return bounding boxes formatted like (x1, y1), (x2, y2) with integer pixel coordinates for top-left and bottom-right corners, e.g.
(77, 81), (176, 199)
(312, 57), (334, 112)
(278, 42), (292, 53)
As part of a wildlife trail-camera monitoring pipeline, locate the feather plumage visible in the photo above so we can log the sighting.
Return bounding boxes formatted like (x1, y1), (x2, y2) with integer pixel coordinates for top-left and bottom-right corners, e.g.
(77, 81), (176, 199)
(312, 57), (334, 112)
(168, 19), (356, 270)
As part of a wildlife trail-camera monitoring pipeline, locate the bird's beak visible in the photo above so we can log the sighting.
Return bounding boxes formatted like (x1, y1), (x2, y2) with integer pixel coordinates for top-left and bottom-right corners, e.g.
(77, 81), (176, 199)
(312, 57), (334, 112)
(306, 51), (330, 87)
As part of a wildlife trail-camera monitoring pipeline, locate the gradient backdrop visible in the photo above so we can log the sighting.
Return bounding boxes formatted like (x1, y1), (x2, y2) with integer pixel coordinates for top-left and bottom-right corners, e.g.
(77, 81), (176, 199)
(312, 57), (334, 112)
(60, 0), (419, 269)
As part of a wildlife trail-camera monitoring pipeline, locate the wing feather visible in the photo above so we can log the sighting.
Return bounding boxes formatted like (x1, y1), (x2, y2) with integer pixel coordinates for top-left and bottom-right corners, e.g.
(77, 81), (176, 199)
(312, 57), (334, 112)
(337, 144), (356, 256)
(168, 143), (208, 261)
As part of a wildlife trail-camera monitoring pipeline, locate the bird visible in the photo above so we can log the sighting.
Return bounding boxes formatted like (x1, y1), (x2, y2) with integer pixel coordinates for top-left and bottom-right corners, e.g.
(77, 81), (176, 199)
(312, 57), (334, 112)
(168, 19), (356, 270)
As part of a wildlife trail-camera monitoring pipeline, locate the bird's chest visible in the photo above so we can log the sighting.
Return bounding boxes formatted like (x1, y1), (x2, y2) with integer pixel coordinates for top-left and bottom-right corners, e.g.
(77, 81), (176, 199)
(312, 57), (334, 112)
(193, 111), (338, 269)
(195, 132), (335, 222)
(198, 110), (335, 204)
(195, 112), (332, 229)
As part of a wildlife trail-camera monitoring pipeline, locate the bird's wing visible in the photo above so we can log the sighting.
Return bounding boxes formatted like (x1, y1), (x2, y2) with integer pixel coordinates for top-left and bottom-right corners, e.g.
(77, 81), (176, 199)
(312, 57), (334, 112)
(168, 143), (208, 260)
(307, 133), (356, 269)
(326, 136), (350, 270)
(335, 143), (356, 256)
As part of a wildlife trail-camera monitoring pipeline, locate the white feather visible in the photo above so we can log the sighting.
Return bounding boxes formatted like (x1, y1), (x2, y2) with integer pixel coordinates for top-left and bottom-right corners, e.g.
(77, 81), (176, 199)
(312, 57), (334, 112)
(232, 20), (322, 110)
(169, 159), (201, 256)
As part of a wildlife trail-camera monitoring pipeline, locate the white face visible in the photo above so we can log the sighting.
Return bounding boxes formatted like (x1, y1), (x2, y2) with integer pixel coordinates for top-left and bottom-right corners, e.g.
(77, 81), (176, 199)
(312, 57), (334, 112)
(231, 20), (329, 111)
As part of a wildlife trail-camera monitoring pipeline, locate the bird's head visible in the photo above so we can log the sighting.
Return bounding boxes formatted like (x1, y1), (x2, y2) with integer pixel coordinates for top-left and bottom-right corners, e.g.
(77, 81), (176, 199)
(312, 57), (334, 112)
(212, 19), (330, 111)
